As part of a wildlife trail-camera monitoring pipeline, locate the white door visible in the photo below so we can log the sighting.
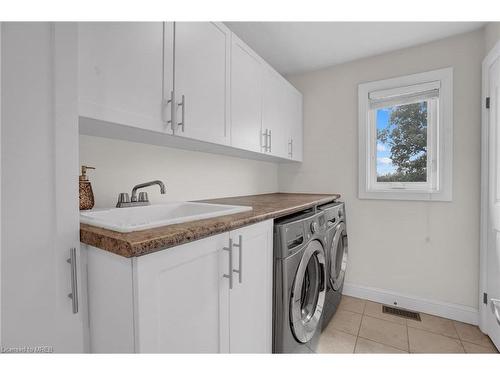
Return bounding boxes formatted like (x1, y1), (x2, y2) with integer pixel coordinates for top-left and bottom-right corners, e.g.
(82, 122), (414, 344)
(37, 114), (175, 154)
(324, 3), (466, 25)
(1, 23), (84, 352)
(228, 220), (273, 353)
(78, 22), (170, 133)
(262, 68), (289, 158)
(134, 233), (230, 353)
(174, 22), (230, 144)
(230, 35), (263, 153)
(486, 56), (500, 350)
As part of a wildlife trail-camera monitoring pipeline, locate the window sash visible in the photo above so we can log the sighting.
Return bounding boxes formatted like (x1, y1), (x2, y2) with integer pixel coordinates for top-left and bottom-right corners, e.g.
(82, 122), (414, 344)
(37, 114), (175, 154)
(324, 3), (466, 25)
(367, 97), (439, 192)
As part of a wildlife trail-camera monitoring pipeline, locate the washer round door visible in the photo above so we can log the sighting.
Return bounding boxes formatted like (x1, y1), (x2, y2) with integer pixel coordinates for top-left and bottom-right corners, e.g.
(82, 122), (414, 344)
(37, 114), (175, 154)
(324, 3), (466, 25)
(330, 222), (348, 291)
(290, 240), (326, 343)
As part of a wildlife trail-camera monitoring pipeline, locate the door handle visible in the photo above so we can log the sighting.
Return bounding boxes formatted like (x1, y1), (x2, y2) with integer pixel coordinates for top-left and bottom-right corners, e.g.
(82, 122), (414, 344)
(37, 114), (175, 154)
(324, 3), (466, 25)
(232, 235), (243, 284)
(177, 94), (185, 132)
(268, 130), (272, 153)
(67, 248), (78, 314)
(262, 129), (269, 152)
(223, 238), (233, 289)
(492, 298), (500, 325)
(166, 90), (177, 133)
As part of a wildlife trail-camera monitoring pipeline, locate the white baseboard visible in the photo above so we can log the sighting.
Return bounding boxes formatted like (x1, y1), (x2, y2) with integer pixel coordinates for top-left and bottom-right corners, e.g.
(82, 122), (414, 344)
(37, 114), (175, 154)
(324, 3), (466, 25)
(343, 282), (479, 325)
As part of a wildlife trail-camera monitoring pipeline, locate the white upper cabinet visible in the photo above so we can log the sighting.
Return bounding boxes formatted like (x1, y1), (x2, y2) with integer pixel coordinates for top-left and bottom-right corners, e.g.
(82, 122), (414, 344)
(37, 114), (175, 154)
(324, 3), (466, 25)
(173, 22), (230, 145)
(286, 87), (304, 161)
(262, 67), (289, 158)
(78, 22), (302, 162)
(78, 22), (172, 133)
(230, 34), (263, 153)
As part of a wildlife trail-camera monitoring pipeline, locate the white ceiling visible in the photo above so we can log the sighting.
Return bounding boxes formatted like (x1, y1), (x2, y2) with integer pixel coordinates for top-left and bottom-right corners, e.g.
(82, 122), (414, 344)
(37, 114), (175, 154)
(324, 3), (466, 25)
(225, 22), (486, 75)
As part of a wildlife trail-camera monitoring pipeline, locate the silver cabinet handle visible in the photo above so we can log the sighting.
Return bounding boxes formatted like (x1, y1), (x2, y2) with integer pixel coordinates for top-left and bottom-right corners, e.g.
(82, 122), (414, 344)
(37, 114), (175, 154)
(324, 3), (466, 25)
(166, 90), (177, 133)
(232, 235), (243, 284)
(262, 129), (269, 152)
(288, 138), (293, 157)
(268, 130), (272, 153)
(177, 94), (185, 132)
(223, 238), (233, 289)
(492, 298), (500, 325)
(67, 248), (78, 314)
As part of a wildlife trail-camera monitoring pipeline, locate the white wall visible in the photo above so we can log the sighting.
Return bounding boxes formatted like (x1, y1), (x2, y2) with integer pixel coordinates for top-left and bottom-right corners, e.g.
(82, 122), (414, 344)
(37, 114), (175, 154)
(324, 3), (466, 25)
(0, 22), (2, 347)
(485, 22), (500, 55)
(79, 135), (279, 208)
(279, 29), (484, 310)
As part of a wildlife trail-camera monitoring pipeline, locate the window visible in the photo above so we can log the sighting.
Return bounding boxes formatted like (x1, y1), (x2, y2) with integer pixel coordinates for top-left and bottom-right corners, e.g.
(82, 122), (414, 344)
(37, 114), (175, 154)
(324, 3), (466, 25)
(358, 68), (453, 201)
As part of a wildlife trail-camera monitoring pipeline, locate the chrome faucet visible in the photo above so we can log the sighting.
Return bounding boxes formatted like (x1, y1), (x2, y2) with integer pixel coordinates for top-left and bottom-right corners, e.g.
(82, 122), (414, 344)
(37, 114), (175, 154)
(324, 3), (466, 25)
(116, 180), (166, 208)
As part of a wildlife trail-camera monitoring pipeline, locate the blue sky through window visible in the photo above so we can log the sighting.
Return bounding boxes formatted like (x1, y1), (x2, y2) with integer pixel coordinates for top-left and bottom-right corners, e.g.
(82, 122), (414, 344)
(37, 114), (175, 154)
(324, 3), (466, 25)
(376, 108), (397, 176)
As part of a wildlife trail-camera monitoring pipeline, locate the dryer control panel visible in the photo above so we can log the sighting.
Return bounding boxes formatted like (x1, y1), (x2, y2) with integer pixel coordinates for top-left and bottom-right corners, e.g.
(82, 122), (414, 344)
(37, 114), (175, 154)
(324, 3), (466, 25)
(274, 210), (327, 259)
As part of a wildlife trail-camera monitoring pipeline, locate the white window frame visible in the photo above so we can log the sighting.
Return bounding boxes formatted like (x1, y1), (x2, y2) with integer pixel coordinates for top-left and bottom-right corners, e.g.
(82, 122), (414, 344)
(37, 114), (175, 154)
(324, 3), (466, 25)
(358, 67), (453, 201)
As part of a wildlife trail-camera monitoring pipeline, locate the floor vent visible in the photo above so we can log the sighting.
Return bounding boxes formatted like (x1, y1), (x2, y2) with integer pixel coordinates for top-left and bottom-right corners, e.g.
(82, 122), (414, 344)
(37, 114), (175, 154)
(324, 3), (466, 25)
(382, 305), (421, 321)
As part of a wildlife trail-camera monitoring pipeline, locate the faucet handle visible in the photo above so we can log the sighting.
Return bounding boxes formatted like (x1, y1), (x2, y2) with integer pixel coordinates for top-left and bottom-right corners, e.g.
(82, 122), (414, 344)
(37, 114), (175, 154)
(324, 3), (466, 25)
(116, 193), (130, 207)
(138, 192), (149, 203)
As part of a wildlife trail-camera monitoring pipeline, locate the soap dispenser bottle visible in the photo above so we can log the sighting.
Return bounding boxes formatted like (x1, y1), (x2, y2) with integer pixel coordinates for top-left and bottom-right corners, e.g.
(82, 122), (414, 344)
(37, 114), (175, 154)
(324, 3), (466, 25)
(79, 165), (96, 210)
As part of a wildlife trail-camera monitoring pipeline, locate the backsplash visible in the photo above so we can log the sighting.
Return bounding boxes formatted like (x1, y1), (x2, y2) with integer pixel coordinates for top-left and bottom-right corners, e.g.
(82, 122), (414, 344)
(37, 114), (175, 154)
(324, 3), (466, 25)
(79, 135), (279, 208)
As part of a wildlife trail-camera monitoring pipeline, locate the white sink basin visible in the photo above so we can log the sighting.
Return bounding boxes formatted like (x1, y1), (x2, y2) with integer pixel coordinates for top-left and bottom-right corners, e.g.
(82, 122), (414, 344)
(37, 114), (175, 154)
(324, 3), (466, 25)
(80, 202), (252, 233)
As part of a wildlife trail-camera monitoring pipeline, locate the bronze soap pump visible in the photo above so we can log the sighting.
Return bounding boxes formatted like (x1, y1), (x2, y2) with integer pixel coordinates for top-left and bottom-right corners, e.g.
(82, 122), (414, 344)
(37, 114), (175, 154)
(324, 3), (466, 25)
(79, 165), (95, 210)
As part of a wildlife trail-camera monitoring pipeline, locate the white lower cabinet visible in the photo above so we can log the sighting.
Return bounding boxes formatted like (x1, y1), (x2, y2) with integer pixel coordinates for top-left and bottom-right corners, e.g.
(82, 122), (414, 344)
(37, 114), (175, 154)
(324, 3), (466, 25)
(84, 219), (273, 353)
(228, 222), (273, 353)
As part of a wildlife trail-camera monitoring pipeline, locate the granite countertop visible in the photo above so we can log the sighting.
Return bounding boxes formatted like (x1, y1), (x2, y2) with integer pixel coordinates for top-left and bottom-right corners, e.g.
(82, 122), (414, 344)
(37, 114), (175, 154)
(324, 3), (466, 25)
(80, 192), (340, 258)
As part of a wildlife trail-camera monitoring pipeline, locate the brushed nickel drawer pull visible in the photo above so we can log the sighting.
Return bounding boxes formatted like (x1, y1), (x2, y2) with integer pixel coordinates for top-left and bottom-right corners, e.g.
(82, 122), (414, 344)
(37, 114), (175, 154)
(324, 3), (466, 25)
(67, 247), (78, 314)
(232, 235), (243, 284)
(223, 238), (233, 289)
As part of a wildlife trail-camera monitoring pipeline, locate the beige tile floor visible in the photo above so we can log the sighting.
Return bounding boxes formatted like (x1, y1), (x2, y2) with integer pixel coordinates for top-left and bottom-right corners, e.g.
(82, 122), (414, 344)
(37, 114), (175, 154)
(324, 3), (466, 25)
(317, 295), (499, 354)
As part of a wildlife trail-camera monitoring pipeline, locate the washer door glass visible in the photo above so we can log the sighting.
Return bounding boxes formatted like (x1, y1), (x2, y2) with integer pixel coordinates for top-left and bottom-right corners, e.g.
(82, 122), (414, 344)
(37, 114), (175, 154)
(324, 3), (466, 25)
(330, 222), (348, 291)
(290, 240), (326, 343)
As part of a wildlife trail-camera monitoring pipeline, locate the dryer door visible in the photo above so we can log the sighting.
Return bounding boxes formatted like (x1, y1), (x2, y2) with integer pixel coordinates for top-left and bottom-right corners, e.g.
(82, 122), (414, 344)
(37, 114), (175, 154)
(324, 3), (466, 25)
(330, 222), (348, 291)
(290, 240), (326, 343)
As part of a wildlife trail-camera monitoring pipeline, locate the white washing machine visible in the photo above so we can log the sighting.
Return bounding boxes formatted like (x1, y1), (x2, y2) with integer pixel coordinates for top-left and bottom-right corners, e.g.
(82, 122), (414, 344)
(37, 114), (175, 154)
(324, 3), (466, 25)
(273, 210), (328, 353)
(318, 202), (348, 330)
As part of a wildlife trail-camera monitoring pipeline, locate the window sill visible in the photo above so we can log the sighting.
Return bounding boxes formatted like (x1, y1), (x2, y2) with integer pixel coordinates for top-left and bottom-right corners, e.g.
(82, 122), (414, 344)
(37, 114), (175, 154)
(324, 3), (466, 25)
(359, 189), (452, 202)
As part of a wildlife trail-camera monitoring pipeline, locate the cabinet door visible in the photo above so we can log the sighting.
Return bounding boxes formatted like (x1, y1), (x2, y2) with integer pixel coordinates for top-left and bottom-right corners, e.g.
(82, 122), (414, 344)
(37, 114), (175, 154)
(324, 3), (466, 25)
(287, 88), (303, 161)
(134, 233), (230, 353)
(228, 220), (273, 353)
(2, 22), (85, 353)
(174, 22), (230, 144)
(230, 34), (263, 153)
(78, 22), (171, 132)
(262, 68), (289, 158)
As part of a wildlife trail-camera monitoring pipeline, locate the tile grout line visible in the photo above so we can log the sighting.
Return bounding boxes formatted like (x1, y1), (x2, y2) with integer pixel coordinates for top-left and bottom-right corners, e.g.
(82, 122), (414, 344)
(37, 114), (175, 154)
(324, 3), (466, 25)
(460, 338), (498, 351)
(406, 322), (411, 353)
(357, 313), (410, 353)
(353, 332), (360, 354)
(407, 325), (461, 340)
(458, 339), (467, 353)
(452, 320), (467, 353)
(357, 336), (409, 353)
